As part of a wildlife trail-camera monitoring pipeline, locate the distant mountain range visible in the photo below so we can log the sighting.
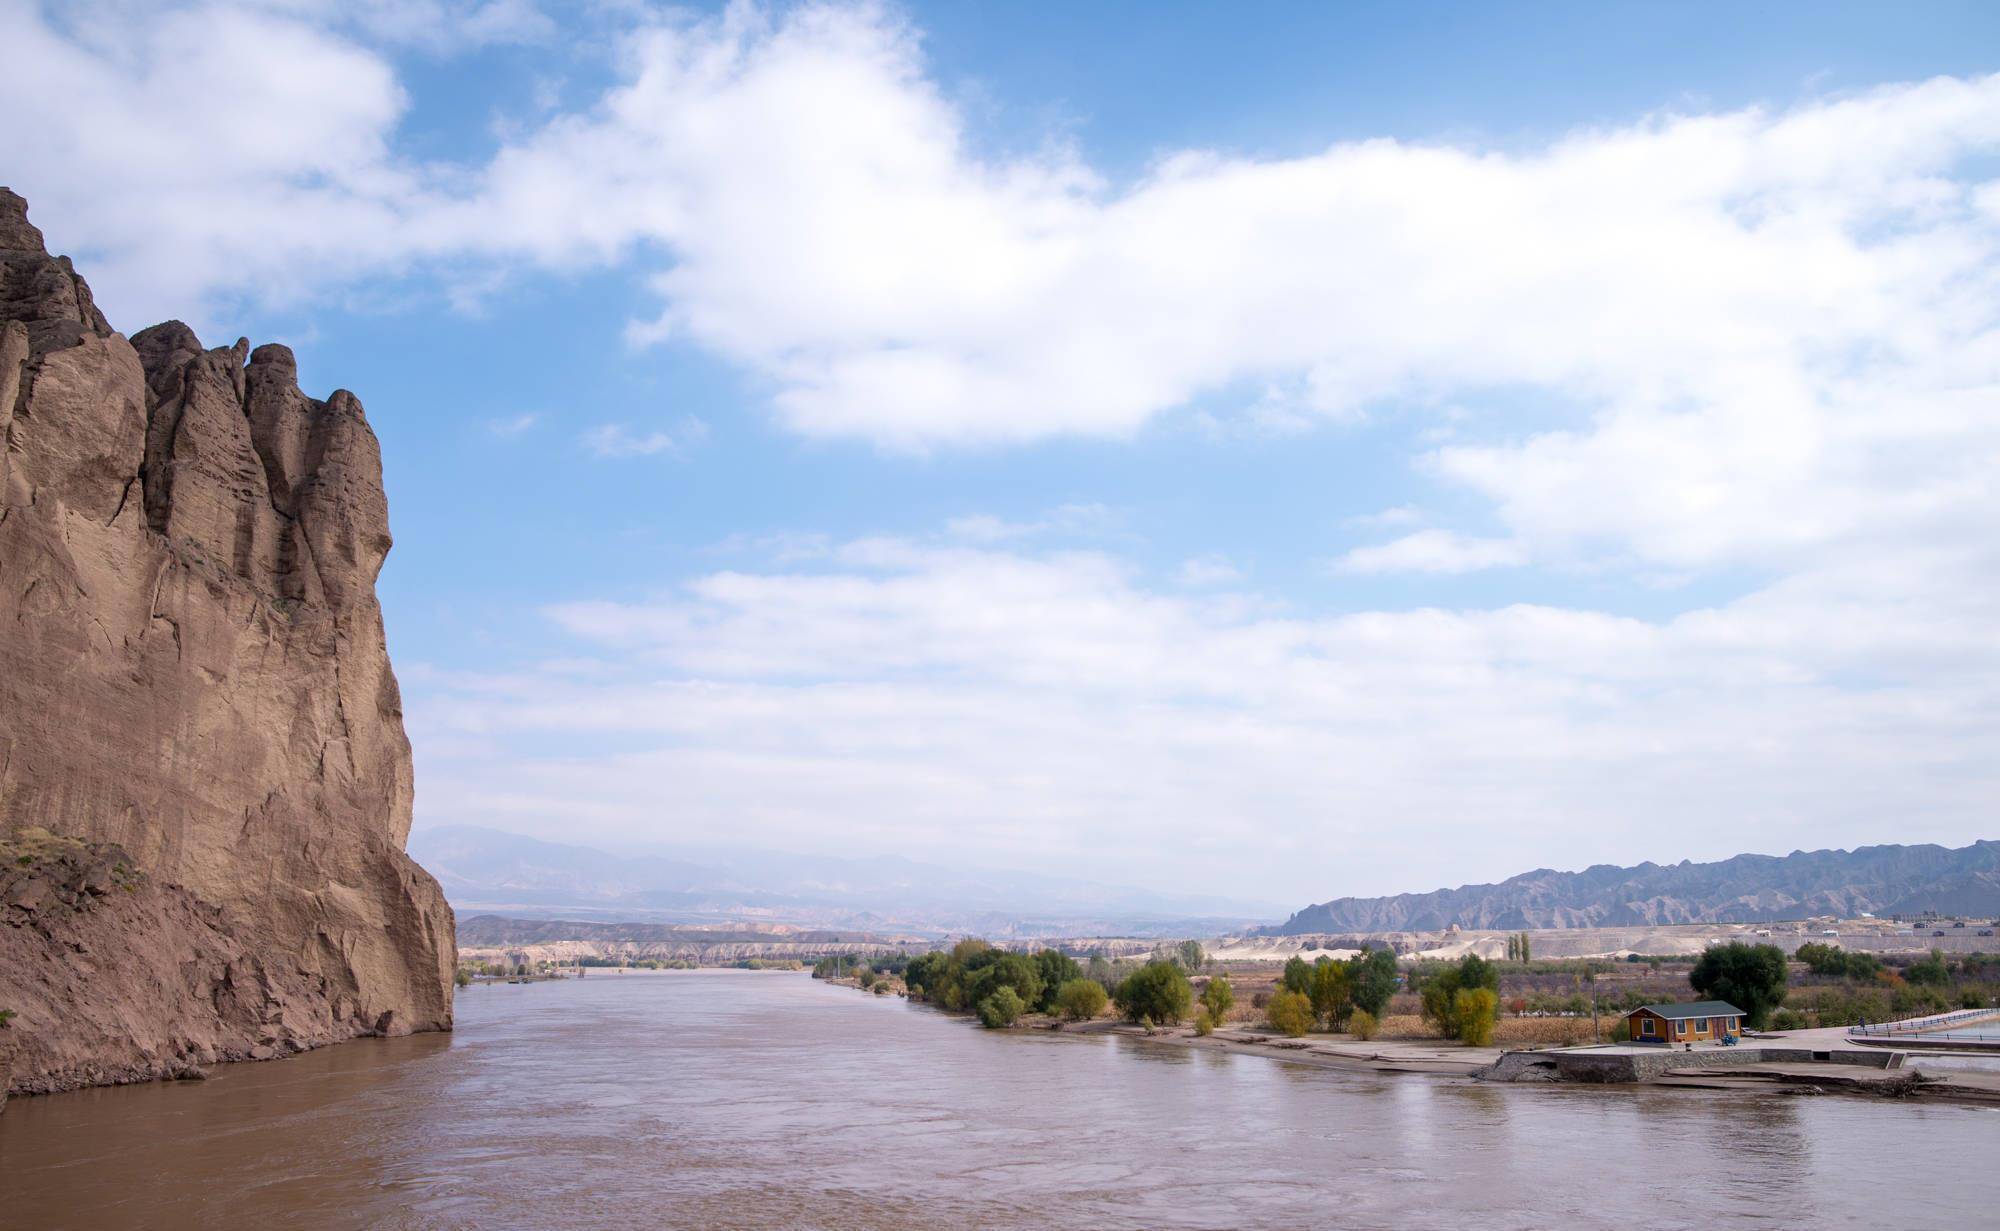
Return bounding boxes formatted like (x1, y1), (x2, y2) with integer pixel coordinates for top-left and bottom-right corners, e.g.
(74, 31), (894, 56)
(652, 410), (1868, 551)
(410, 825), (1285, 938)
(1270, 840), (2000, 934)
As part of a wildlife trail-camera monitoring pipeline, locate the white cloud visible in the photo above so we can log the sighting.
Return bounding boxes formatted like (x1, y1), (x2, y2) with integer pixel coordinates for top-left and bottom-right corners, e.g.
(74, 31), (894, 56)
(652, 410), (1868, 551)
(1337, 530), (1527, 575)
(943, 503), (1117, 544)
(407, 533), (2000, 901)
(1175, 555), (1243, 587)
(582, 418), (705, 458)
(486, 411), (539, 437)
(8, 1), (1996, 581)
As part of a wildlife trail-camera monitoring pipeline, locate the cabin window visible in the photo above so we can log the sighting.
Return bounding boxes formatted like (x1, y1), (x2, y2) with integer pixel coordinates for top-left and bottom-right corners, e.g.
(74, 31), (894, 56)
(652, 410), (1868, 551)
(1641, 1018), (1654, 1036)
(1696, 1018), (1708, 1032)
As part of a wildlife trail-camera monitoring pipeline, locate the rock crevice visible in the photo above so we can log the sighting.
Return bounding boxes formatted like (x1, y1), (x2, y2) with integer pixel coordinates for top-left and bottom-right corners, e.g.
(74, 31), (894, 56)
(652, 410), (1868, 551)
(0, 188), (454, 1100)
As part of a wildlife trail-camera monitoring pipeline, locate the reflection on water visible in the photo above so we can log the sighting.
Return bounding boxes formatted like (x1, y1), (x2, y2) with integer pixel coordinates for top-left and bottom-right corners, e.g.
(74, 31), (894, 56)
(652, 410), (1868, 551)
(0, 971), (1993, 1230)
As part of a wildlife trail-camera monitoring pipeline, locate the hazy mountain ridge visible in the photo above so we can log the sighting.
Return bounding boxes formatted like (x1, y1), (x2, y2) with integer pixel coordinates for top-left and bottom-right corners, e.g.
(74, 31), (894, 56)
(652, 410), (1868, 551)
(413, 825), (1283, 938)
(1272, 840), (2000, 934)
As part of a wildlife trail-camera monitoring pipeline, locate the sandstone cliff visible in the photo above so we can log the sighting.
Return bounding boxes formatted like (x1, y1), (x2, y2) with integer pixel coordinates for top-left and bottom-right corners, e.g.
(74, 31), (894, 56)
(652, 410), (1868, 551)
(0, 188), (453, 1099)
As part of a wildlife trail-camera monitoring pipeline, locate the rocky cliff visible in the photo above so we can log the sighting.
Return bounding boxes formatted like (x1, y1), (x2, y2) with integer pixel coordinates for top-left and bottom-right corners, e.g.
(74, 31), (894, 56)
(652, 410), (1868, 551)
(1271, 840), (2000, 934)
(0, 189), (453, 1099)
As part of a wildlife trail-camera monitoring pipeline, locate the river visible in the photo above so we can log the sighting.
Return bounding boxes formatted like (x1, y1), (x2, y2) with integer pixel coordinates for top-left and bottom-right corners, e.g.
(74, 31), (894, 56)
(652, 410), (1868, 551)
(1, 970), (1992, 1229)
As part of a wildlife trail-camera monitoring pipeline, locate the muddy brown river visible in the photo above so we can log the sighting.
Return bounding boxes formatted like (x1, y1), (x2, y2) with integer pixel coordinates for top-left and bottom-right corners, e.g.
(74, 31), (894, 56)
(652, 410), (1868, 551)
(1, 970), (1993, 1229)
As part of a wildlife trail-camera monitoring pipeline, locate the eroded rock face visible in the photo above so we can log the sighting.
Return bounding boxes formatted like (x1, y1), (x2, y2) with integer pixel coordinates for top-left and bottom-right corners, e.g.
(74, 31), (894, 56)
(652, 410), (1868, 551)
(0, 188), (453, 1098)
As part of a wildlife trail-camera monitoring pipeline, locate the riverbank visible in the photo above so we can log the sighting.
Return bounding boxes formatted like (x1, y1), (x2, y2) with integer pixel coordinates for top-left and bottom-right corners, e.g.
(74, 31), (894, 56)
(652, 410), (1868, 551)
(817, 975), (2000, 1105)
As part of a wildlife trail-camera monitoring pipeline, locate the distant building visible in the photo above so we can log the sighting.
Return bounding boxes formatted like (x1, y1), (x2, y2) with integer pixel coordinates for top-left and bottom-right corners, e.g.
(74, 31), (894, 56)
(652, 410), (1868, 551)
(1625, 1001), (1745, 1045)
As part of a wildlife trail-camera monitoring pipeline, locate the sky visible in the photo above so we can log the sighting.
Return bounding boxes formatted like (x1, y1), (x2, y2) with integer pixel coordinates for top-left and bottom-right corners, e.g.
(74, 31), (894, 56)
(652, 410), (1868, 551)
(4, 0), (1998, 907)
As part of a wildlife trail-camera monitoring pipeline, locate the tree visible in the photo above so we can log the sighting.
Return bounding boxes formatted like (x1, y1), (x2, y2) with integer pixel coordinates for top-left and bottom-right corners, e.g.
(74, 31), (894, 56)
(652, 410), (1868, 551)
(1310, 957), (1351, 1028)
(1689, 942), (1789, 1028)
(1115, 960), (1194, 1025)
(1056, 978), (1109, 1021)
(1033, 949), (1083, 1012)
(1518, 932), (1531, 963)
(1280, 956), (1313, 997)
(977, 987), (1025, 1029)
(1420, 954), (1501, 1040)
(1178, 940), (1207, 972)
(1194, 1009), (1215, 1037)
(1906, 949), (1951, 987)
(1086, 953), (1118, 993)
(1200, 974), (1235, 1024)
(1349, 948), (1399, 1018)
(1349, 1008), (1379, 1041)
(1454, 988), (1499, 1047)
(1267, 989), (1314, 1037)
(964, 951), (1044, 1016)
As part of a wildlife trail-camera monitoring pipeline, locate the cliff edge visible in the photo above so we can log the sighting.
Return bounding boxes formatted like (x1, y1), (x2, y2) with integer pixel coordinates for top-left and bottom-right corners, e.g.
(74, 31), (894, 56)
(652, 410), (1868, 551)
(0, 188), (453, 1099)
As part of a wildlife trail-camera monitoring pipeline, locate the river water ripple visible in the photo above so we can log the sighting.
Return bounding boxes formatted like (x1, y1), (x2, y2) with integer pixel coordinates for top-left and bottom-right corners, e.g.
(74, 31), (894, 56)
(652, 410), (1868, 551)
(1, 970), (1993, 1229)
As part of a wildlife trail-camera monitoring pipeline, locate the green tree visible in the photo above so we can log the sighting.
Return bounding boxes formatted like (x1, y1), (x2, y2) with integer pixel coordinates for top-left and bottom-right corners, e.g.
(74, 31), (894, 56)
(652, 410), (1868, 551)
(964, 951), (1044, 1016)
(1905, 949), (1951, 987)
(1349, 948), (1399, 1018)
(1033, 949), (1083, 1012)
(1420, 954), (1501, 1039)
(1311, 957), (1351, 1028)
(1267, 989), (1314, 1037)
(1114, 960), (1194, 1025)
(1178, 939), (1207, 972)
(1055, 978), (1109, 1021)
(977, 986), (1025, 1029)
(1200, 974), (1235, 1024)
(1689, 942), (1789, 1028)
(1518, 933), (1531, 963)
(1453, 987), (1499, 1046)
(1280, 956), (1313, 997)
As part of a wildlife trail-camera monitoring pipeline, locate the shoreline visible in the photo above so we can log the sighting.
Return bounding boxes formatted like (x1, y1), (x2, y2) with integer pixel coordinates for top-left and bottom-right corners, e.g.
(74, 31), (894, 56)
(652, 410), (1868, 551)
(816, 976), (2000, 1106)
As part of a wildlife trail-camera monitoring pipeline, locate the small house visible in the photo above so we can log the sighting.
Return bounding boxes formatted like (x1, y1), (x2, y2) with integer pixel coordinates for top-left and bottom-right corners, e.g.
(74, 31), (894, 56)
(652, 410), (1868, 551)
(1624, 1000), (1744, 1045)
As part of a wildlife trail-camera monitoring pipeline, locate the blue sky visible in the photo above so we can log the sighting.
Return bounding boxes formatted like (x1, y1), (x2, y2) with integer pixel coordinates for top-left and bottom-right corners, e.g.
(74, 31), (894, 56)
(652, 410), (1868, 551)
(6, 1), (1999, 904)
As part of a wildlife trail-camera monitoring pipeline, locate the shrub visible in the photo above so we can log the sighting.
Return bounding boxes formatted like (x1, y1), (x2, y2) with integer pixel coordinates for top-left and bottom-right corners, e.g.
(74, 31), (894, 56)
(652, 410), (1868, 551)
(0, 1008), (15, 1029)
(1770, 1008), (1808, 1031)
(1200, 975), (1234, 1023)
(1453, 988), (1499, 1047)
(1056, 978), (1109, 1021)
(1349, 1009), (1379, 1041)
(977, 987), (1025, 1029)
(857, 967), (877, 988)
(1115, 961), (1194, 1025)
(1194, 1009), (1215, 1036)
(1607, 1017), (1631, 1043)
(873, 982), (891, 995)
(453, 969), (472, 988)
(1311, 958), (1351, 1028)
(1267, 989), (1314, 1037)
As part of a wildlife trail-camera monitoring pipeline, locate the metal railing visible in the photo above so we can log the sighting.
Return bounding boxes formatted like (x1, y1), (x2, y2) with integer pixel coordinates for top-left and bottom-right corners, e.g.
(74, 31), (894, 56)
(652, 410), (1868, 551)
(1848, 1007), (2000, 1038)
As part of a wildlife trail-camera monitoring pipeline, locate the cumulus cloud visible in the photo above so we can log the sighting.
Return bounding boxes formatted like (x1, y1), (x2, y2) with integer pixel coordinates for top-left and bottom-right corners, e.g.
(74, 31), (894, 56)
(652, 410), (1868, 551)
(7, 1), (1996, 578)
(8, 1), (1999, 893)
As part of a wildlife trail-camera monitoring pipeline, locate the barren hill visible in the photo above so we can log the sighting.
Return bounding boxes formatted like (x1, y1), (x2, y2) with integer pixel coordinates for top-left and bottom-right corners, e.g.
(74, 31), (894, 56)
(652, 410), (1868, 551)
(1271, 840), (2000, 934)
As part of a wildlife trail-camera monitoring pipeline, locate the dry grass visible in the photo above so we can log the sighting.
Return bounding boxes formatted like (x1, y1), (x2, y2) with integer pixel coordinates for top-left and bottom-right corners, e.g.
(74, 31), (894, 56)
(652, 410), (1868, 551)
(1375, 1014), (1436, 1040)
(1494, 1016), (1602, 1047)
